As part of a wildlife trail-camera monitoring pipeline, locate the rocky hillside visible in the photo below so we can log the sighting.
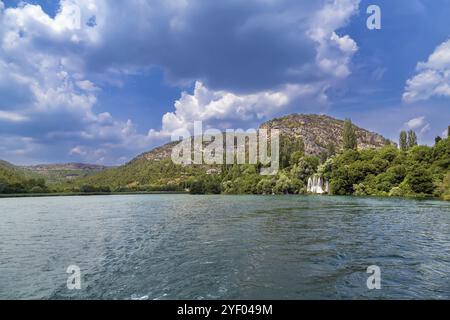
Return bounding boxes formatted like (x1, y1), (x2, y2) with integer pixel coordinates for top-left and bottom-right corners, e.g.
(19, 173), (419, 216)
(260, 114), (392, 156)
(134, 114), (392, 161)
(72, 114), (392, 189)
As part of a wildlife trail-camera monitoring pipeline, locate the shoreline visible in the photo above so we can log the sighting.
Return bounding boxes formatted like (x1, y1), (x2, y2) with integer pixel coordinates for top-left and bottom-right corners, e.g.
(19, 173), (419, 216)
(0, 191), (189, 198)
(0, 192), (445, 202)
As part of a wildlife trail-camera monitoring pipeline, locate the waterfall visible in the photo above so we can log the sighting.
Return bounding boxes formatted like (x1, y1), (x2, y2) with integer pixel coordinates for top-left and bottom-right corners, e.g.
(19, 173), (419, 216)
(307, 174), (329, 194)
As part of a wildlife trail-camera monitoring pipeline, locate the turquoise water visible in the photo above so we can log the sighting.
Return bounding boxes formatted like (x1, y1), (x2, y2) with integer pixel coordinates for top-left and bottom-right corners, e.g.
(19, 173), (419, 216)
(0, 195), (449, 299)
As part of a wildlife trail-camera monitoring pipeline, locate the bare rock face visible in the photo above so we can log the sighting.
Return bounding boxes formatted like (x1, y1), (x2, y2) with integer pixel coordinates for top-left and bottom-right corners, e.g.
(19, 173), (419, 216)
(135, 114), (393, 163)
(135, 141), (179, 162)
(260, 114), (392, 156)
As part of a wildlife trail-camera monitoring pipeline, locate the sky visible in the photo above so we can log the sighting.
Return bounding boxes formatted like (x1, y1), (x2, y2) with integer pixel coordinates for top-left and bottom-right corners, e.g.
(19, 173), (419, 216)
(0, 0), (449, 165)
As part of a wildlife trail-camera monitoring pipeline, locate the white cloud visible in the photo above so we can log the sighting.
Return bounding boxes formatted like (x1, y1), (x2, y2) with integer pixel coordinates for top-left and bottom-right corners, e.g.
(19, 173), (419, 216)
(405, 116), (426, 130)
(149, 0), (360, 138)
(69, 146), (87, 156)
(404, 116), (431, 137)
(403, 39), (450, 102)
(0, 0), (155, 164)
(0, 110), (28, 122)
(308, 0), (359, 78)
(0, 0), (361, 164)
(149, 81), (328, 138)
(419, 123), (431, 135)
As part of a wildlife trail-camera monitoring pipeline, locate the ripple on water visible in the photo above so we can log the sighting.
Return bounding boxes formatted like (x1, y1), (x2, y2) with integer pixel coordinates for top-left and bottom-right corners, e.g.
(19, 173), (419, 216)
(0, 195), (450, 299)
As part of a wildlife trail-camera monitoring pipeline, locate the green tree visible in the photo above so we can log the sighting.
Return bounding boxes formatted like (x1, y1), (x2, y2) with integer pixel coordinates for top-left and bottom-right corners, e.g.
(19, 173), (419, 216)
(399, 131), (408, 151)
(435, 136), (442, 145)
(273, 173), (297, 194)
(279, 135), (305, 169)
(291, 156), (319, 183)
(189, 179), (205, 194)
(343, 119), (357, 150)
(407, 130), (418, 148)
(437, 173), (450, 201)
(256, 178), (275, 195)
(406, 165), (434, 195)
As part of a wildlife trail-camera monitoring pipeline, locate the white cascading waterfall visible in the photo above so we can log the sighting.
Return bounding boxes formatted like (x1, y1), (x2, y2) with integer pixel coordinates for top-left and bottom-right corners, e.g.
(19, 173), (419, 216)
(307, 174), (329, 194)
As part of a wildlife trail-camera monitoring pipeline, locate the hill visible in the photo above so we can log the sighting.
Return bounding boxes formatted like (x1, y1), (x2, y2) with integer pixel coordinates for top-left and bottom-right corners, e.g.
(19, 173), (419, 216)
(0, 160), (47, 193)
(71, 114), (393, 190)
(260, 114), (391, 155)
(21, 163), (109, 184)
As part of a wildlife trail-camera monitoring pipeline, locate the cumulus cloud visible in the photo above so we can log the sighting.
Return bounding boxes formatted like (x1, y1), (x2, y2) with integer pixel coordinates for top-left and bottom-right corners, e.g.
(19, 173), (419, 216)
(405, 116), (426, 130)
(0, 0), (155, 164)
(403, 39), (450, 102)
(147, 0), (360, 137)
(404, 116), (431, 137)
(149, 81), (328, 138)
(0, 0), (360, 164)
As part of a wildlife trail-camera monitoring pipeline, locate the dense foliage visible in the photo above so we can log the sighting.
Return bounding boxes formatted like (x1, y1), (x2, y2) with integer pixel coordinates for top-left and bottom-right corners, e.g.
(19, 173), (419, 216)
(183, 134), (449, 200)
(323, 137), (449, 198)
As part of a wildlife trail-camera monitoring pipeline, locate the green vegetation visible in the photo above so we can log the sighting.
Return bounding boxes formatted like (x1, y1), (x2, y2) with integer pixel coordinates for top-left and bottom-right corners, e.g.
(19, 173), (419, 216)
(21, 164), (109, 184)
(400, 131), (408, 151)
(1, 116), (448, 201)
(323, 137), (449, 199)
(343, 119), (357, 151)
(183, 130), (449, 200)
(0, 161), (48, 194)
(407, 130), (418, 148)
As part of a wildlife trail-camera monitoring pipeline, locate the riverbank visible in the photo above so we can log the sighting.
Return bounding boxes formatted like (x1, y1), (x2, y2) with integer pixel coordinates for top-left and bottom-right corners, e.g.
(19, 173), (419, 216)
(0, 191), (189, 198)
(0, 191), (447, 201)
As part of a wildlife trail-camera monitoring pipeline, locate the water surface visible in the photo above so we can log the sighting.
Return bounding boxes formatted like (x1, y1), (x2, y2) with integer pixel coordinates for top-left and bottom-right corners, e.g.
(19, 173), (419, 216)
(0, 195), (449, 299)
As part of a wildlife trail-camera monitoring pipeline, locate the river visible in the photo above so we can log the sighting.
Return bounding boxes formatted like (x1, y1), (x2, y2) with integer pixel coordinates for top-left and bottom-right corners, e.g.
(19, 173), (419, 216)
(0, 195), (449, 299)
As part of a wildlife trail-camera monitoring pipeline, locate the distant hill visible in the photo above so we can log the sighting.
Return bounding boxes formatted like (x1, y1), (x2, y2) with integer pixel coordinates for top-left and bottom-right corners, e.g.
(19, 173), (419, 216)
(74, 114), (393, 189)
(0, 160), (39, 180)
(21, 163), (110, 184)
(0, 160), (24, 181)
(0, 160), (38, 193)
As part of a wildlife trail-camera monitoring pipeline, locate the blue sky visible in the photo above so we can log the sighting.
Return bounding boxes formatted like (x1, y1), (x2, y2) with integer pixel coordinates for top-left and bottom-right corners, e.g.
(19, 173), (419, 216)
(0, 0), (449, 165)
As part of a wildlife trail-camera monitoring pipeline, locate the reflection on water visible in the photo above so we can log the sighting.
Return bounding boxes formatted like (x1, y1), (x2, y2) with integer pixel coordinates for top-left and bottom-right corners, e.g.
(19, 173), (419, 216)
(0, 195), (449, 299)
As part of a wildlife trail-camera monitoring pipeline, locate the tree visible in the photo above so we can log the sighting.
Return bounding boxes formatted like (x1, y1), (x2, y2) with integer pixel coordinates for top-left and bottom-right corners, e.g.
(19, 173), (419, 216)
(406, 165), (434, 195)
(435, 136), (442, 145)
(273, 173), (300, 194)
(256, 178), (275, 195)
(291, 156), (319, 183)
(189, 179), (205, 194)
(279, 135), (305, 169)
(343, 119), (357, 150)
(399, 131), (408, 151)
(407, 130), (418, 148)
(319, 142), (336, 163)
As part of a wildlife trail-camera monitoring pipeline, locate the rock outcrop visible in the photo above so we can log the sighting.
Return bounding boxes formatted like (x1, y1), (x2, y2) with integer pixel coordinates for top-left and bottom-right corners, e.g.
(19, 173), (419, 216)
(260, 114), (393, 156)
